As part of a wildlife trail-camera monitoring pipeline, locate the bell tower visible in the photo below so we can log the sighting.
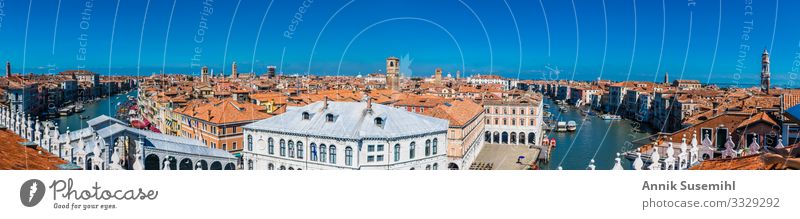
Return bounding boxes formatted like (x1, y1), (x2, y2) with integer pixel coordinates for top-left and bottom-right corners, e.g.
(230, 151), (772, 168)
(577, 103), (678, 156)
(386, 57), (400, 91)
(761, 49), (770, 94)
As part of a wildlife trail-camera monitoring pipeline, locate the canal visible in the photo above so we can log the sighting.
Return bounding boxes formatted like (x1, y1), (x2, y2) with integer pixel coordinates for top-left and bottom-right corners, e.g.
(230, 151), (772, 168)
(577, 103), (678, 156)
(51, 90), (138, 133)
(541, 97), (652, 170)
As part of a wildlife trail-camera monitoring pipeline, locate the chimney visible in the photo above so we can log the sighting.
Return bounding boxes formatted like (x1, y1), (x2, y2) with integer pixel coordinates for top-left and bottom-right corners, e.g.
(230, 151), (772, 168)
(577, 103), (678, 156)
(207, 109), (212, 120)
(366, 96), (373, 113)
(323, 96), (329, 110)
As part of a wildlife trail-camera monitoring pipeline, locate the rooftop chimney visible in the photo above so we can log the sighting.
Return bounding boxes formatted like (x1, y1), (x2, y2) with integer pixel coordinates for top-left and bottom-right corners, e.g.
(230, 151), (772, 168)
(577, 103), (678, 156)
(323, 96), (329, 110)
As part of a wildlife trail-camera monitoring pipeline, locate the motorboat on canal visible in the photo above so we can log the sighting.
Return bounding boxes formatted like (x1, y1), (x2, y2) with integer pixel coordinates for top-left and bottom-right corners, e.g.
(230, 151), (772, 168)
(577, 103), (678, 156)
(73, 103), (85, 113)
(58, 105), (74, 116)
(600, 114), (621, 120)
(555, 121), (568, 132)
(566, 121), (577, 131)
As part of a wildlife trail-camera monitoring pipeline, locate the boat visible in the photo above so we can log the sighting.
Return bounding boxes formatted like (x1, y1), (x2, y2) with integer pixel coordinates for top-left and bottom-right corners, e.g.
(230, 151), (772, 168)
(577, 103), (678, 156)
(555, 121), (567, 132)
(559, 106), (567, 112)
(543, 104), (550, 109)
(58, 106), (74, 116)
(79, 115), (90, 120)
(600, 114), (621, 120)
(74, 104), (85, 113)
(567, 121), (577, 131)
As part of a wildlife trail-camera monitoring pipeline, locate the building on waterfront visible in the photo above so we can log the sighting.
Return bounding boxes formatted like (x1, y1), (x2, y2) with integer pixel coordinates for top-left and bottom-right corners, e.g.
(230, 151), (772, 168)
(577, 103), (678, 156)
(421, 98), (485, 170)
(240, 99), (448, 170)
(761, 49), (771, 94)
(482, 93), (544, 147)
(174, 98), (271, 155)
(386, 57), (401, 91)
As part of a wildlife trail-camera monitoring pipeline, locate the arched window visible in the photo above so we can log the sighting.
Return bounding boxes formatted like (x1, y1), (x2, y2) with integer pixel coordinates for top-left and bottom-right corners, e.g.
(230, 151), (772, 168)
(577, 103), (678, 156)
(433, 163), (438, 170)
(425, 140), (431, 156)
(345, 147), (353, 166)
(409, 142), (416, 159)
(426, 165), (431, 170)
(329, 145), (337, 164)
(320, 145), (327, 162)
(374, 117), (383, 126)
(268, 138), (274, 155)
(302, 112), (310, 120)
(297, 141), (304, 159)
(288, 167), (294, 170)
(279, 165), (286, 170)
(326, 114), (334, 122)
(247, 159), (253, 170)
(394, 144), (400, 161)
(310, 143), (318, 161)
(288, 140), (295, 158)
(247, 135), (253, 151)
(268, 163), (274, 170)
(432, 138), (438, 155)
(280, 139), (286, 156)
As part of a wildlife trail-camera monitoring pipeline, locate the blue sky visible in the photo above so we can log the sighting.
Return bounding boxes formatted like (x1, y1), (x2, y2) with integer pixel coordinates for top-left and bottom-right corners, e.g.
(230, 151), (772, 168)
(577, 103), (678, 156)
(1, 0), (799, 84)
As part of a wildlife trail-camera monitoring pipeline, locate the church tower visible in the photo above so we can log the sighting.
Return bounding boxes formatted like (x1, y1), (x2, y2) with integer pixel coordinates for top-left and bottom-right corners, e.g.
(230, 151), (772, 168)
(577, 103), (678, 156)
(201, 66), (209, 82)
(434, 67), (443, 83)
(761, 49), (771, 94)
(231, 61), (238, 79)
(664, 71), (669, 85)
(386, 57), (400, 91)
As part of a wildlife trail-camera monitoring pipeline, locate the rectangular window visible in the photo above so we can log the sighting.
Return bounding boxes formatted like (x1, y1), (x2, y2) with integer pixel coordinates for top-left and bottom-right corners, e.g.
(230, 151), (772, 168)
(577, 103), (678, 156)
(367, 156), (375, 162)
(376, 155), (384, 162)
(222, 143), (227, 151)
(233, 142), (237, 150)
(715, 128), (728, 150)
(377, 145), (384, 151)
(368, 145), (375, 152)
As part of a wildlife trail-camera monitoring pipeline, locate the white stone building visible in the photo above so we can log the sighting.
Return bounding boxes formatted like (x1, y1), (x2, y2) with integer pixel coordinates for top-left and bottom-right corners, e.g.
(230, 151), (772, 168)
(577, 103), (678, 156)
(241, 100), (449, 170)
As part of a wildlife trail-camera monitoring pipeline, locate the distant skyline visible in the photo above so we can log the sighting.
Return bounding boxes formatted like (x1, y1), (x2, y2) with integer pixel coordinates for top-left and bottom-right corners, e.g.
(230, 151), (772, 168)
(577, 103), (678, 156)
(1, 0), (799, 85)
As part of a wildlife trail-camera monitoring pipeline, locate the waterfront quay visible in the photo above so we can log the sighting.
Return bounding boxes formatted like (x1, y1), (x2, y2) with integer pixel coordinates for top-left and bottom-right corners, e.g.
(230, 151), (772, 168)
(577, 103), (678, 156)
(0, 64), (139, 119)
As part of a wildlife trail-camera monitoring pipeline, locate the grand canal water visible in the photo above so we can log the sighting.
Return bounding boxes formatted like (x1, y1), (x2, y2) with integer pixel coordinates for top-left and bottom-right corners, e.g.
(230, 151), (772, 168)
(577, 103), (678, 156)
(540, 97), (652, 170)
(52, 90), (138, 133)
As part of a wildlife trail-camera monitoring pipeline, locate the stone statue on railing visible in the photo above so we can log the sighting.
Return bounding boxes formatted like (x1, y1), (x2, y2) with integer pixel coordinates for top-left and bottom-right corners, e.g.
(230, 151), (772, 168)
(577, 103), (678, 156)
(721, 134), (737, 159)
(612, 153), (624, 170)
(776, 135), (785, 149)
(586, 159), (596, 170)
(633, 152), (644, 170)
(748, 136), (761, 155)
(664, 142), (676, 170)
(649, 147), (661, 170)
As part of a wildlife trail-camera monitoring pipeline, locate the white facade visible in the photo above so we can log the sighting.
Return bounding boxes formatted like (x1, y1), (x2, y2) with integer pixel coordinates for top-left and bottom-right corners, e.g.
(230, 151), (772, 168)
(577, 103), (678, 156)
(241, 101), (449, 170)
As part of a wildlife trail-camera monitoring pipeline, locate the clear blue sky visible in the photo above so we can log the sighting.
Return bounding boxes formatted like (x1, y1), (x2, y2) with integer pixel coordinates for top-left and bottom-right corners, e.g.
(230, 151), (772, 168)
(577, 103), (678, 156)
(1, 0), (798, 85)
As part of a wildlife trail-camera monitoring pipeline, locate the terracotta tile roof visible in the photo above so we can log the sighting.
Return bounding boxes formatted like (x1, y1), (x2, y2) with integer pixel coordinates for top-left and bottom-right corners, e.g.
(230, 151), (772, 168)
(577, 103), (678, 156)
(174, 98), (271, 124)
(689, 144), (800, 170)
(420, 99), (483, 127)
(782, 94), (800, 110)
(688, 153), (765, 170)
(736, 112), (778, 128)
(0, 130), (66, 170)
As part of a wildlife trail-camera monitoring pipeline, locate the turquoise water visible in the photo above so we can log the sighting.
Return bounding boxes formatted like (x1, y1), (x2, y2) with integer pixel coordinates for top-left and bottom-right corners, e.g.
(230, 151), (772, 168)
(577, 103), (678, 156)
(51, 90), (138, 133)
(540, 98), (651, 170)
